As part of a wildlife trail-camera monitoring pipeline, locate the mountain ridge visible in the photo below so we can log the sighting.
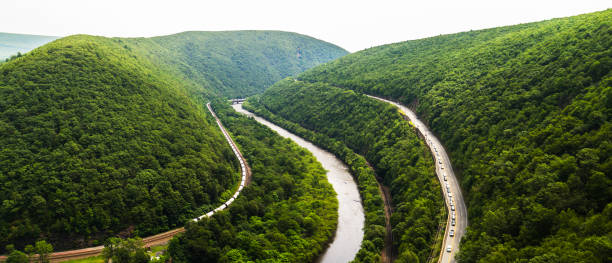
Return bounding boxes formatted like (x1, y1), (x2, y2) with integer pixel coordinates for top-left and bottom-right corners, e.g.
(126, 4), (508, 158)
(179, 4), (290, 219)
(0, 30), (346, 252)
(257, 9), (611, 262)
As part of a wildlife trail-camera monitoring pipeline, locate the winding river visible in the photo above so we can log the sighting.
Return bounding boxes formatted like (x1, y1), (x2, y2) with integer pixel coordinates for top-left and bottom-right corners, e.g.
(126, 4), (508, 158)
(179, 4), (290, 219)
(232, 103), (365, 263)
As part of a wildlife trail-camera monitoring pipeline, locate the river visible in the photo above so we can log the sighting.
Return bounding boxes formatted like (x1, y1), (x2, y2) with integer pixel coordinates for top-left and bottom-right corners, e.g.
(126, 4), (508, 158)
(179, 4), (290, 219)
(232, 103), (365, 263)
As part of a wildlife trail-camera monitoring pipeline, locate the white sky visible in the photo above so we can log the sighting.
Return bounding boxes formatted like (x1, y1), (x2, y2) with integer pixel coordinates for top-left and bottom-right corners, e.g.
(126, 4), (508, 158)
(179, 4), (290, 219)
(1, 0), (610, 52)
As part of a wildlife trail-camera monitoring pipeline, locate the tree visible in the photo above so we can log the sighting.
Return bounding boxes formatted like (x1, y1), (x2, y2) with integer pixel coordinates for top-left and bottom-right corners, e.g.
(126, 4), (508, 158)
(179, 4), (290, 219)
(34, 240), (53, 263)
(102, 237), (149, 263)
(102, 237), (122, 263)
(6, 250), (29, 263)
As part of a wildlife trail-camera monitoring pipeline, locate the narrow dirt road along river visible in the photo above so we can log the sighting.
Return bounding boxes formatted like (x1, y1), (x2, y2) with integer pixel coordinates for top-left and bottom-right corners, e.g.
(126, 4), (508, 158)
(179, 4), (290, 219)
(233, 103), (364, 263)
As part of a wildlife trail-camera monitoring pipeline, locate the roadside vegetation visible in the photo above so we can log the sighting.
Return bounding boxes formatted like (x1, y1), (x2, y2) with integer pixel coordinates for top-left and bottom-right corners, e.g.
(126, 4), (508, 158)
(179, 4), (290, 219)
(287, 9), (611, 262)
(245, 80), (442, 262)
(4, 240), (53, 263)
(167, 101), (338, 262)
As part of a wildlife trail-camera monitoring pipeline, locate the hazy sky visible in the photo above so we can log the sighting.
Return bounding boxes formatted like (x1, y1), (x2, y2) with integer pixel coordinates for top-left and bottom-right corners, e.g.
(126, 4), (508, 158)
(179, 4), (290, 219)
(1, 0), (610, 52)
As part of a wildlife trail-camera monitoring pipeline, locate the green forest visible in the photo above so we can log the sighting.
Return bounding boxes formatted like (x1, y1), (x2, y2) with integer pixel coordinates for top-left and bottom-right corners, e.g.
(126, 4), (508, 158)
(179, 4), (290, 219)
(168, 101), (338, 262)
(0, 31), (345, 253)
(244, 79), (444, 262)
(278, 9), (611, 262)
(0, 35), (240, 251)
(125, 31), (347, 98)
(1, 6), (610, 263)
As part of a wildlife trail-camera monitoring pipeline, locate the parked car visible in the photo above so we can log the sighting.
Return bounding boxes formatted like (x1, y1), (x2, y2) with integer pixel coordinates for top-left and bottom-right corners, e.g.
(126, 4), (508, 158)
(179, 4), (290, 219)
(446, 245), (452, 252)
(450, 229), (455, 237)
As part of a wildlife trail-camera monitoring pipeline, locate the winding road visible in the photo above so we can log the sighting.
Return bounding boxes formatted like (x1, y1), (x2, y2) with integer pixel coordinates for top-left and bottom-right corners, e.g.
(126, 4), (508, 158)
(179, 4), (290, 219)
(369, 96), (467, 263)
(232, 103), (365, 263)
(0, 103), (251, 263)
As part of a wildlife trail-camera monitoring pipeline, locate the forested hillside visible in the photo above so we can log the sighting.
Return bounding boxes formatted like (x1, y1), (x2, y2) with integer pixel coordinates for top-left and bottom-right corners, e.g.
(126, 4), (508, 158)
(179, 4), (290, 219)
(245, 80), (443, 262)
(272, 9), (611, 262)
(127, 31), (348, 98)
(0, 32), (58, 60)
(0, 34), (224, 251)
(168, 101), (338, 262)
(0, 30), (346, 253)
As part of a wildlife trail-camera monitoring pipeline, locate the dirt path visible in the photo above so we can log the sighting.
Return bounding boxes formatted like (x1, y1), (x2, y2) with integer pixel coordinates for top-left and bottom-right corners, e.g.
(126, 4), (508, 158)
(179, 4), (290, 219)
(379, 183), (394, 263)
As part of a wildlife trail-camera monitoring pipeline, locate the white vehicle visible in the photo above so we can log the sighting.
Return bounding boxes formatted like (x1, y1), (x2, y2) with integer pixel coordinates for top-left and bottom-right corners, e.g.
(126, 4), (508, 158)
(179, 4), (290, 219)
(450, 229), (455, 237)
(451, 205), (455, 211)
(446, 245), (452, 252)
(452, 213), (455, 220)
(438, 160), (442, 164)
(452, 219), (456, 226)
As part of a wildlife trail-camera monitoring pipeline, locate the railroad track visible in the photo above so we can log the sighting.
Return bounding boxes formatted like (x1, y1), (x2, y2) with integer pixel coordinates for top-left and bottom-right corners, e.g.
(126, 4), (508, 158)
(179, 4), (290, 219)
(0, 103), (250, 263)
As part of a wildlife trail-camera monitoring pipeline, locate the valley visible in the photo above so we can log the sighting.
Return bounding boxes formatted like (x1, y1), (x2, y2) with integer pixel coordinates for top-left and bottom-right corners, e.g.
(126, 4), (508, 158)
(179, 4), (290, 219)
(232, 103), (365, 263)
(1, 7), (610, 263)
(370, 96), (468, 263)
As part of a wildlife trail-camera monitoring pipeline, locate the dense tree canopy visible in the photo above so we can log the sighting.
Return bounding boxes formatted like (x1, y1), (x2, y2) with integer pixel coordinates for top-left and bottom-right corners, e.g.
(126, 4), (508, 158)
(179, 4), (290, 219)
(127, 31), (348, 98)
(168, 101), (337, 262)
(282, 9), (611, 262)
(0, 30), (346, 253)
(0, 35), (240, 251)
(246, 80), (443, 262)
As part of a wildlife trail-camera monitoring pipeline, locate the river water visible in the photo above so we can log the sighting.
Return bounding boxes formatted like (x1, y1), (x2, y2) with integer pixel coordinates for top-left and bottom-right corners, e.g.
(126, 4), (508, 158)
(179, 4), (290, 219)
(232, 104), (364, 263)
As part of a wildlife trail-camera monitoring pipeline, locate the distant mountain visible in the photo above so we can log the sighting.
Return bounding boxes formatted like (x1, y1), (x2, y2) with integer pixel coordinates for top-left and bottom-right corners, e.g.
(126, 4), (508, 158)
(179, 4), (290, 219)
(131, 31), (348, 97)
(0, 30), (346, 251)
(0, 32), (58, 60)
(255, 9), (611, 262)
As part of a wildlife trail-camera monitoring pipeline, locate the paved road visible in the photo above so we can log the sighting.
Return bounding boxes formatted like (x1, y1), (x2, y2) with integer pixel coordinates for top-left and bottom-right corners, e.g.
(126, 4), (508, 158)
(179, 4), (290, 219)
(232, 103), (365, 263)
(369, 96), (467, 263)
(0, 104), (251, 263)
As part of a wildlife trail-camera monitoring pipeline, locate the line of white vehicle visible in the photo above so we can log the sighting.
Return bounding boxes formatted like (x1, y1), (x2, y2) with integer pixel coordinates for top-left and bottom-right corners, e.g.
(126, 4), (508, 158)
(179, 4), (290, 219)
(368, 95), (467, 263)
(195, 103), (249, 221)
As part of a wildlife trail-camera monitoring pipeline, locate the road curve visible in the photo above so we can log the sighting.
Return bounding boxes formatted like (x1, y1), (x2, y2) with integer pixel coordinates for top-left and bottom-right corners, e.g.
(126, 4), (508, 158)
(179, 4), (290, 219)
(232, 103), (365, 263)
(369, 96), (467, 263)
(0, 103), (251, 263)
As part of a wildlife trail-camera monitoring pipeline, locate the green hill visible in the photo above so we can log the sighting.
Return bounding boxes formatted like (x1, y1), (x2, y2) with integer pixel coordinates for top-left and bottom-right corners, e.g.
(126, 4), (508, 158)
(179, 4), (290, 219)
(244, 81), (441, 262)
(0, 32), (58, 60)
(168, 101), (338, 262)
(122, 31), (347, 98)
(256, 9), (612, 262)
(0, 35), (241, 251)
(0, 30), (345, 252)
(160, 31), (347, 97)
